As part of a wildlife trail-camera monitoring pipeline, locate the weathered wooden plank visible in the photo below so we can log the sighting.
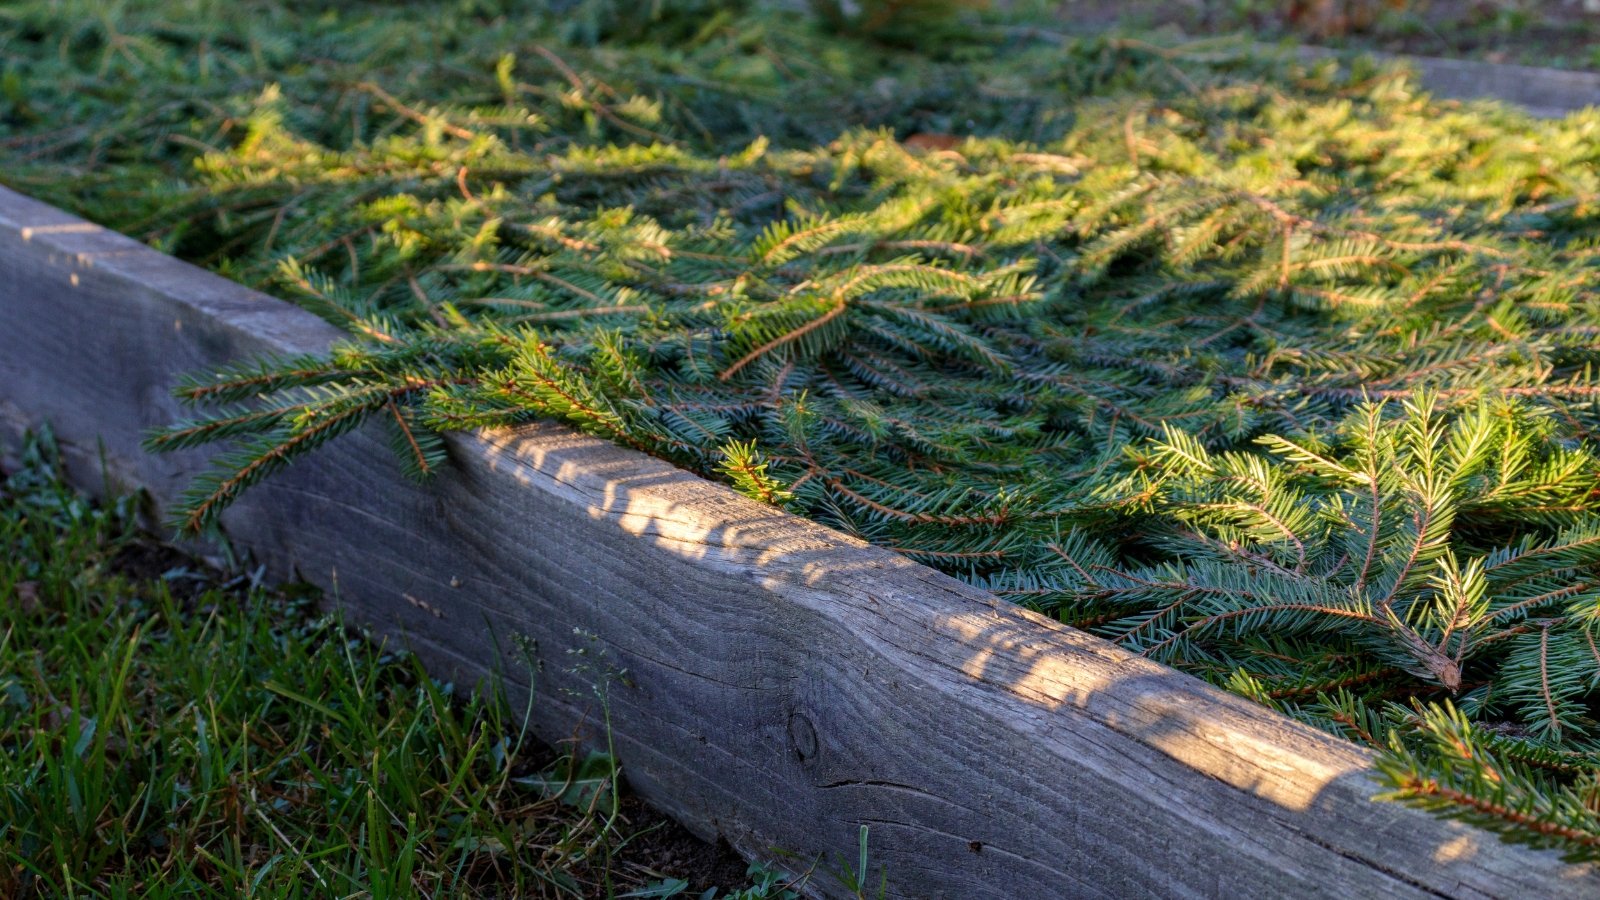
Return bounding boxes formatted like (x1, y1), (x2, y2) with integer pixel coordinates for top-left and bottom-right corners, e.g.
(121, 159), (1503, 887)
(1, 184), (1595, 898)
(1290, 46), (1600, 118)
(1037, 17), (1599, 119)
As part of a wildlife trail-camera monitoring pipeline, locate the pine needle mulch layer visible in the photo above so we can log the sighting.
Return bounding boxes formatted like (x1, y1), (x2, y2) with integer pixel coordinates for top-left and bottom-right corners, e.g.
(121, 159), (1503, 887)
(6, 0), (1600, 861)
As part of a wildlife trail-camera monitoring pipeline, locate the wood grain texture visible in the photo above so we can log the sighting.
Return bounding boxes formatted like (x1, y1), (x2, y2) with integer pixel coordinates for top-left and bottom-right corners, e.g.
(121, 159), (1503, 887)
(2, 184), (1596, 898)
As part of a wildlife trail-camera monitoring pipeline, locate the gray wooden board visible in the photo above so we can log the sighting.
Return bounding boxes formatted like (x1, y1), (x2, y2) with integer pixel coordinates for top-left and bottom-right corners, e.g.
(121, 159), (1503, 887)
(1022, 15), (1600, 119)
(1289, 46), (1600, 119)
(2, 185), (1596, 897)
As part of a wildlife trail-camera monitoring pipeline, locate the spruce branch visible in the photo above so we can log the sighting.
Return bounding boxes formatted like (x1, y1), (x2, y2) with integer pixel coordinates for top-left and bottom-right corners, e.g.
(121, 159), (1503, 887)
(21, 0), (1600, 854)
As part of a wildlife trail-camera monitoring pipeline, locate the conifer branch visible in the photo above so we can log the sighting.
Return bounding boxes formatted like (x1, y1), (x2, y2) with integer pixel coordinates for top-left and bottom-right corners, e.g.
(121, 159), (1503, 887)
(719, 299), (848, 381)
(1387, 777), (1600, 849)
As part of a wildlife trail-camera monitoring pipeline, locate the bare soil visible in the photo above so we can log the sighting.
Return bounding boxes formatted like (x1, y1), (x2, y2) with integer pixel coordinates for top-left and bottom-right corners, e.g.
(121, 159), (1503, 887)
(614, 795), (755, 894)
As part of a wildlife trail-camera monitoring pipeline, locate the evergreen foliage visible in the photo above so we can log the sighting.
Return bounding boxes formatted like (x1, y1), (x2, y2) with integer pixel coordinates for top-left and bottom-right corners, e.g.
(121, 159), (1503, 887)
(7, 0), (1600, 858)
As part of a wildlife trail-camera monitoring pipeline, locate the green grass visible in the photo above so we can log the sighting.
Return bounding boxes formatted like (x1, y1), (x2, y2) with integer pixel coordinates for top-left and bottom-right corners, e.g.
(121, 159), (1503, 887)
(0, 431), (804, 898)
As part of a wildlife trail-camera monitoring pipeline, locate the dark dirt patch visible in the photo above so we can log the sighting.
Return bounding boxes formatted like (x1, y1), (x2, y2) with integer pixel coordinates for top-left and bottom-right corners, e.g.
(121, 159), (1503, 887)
(108, 536), (254, 610)
(109, 537), (196, 584)
(612, 794), (755, 893)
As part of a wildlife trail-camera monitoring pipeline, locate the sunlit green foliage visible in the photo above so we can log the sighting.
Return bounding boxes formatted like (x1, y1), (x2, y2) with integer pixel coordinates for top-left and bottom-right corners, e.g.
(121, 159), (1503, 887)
(7, 0), (1600, 859)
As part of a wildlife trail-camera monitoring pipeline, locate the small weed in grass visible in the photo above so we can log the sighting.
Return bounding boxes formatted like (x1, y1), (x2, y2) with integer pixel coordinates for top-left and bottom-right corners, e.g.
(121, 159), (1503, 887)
(0, 430), (788, 897)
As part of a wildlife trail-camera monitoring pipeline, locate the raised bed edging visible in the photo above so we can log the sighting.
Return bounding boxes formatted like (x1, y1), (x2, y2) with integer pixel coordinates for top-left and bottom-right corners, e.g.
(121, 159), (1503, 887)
(1289, 46), (1600, 118)
(1, 187), (1595, 897)
(1013, 15), (1600, 117)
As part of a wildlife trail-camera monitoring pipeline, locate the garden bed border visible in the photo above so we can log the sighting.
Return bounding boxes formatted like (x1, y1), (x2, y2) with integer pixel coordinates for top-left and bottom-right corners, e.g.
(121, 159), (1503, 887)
(1, 172), (1596, 898)
(1287, 45), (1600, 118)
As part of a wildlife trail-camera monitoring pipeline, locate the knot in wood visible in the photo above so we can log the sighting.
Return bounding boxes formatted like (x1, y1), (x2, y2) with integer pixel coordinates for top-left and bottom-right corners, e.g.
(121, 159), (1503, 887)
(788, 710), (818, 763)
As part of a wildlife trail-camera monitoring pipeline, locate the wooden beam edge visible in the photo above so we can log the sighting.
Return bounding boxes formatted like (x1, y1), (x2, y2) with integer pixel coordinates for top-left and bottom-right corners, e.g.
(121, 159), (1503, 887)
(1286, 45), (1600, 117)
(2, 184), (1595, 897)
